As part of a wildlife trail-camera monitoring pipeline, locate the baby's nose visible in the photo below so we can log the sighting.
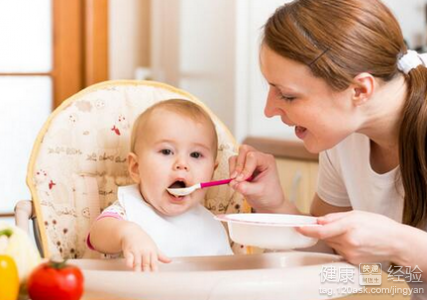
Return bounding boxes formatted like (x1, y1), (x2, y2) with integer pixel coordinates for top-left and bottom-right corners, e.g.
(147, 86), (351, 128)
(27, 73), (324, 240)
(173, 159), (189, 171)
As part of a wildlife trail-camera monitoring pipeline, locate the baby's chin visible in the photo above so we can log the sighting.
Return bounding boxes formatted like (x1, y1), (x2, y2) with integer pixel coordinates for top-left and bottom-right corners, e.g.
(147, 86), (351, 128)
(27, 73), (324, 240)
(158, 204), (197, 217)
(158, 198), (202, 217)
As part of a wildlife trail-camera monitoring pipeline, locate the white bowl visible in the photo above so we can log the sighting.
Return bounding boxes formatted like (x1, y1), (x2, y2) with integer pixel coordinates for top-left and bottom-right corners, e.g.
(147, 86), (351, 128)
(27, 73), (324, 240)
(215, 213), (319, 250)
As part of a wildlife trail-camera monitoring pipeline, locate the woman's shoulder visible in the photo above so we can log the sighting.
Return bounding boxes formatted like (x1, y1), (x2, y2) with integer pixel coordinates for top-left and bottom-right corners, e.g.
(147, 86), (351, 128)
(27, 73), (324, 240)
(420, 53), (427, 65)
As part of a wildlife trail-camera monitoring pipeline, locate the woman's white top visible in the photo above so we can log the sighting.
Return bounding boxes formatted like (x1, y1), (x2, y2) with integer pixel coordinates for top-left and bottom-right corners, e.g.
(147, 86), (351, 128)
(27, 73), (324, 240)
(317, 133), (404, 222)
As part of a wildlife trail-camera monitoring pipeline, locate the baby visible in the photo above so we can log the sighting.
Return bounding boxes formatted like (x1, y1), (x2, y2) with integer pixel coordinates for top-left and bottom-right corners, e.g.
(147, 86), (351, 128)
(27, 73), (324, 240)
(87, 99), (232, 271)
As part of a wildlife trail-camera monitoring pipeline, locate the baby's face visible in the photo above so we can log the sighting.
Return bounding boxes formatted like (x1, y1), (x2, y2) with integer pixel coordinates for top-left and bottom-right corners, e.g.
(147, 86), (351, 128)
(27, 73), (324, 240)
(131, 110), (217, 216)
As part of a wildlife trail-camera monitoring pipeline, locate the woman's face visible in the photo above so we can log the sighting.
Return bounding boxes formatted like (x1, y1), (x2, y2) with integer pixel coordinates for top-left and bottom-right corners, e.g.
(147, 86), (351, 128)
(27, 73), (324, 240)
(260, 45), (362, 153)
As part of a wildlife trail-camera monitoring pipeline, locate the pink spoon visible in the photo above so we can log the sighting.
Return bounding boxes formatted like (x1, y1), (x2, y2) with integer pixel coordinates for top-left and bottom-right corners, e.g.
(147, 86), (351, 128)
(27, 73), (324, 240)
(166, 176), (253, 196)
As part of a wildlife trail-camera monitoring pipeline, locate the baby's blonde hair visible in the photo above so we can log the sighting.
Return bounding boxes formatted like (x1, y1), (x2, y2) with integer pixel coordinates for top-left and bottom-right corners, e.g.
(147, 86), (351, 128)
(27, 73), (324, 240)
(130, 99), (218, 158)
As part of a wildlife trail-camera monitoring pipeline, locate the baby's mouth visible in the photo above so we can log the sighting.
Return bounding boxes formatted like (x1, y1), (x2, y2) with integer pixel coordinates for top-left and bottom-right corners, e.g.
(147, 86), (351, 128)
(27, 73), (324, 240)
(168, 180), (187, 189)
(166, 180), (187, 198)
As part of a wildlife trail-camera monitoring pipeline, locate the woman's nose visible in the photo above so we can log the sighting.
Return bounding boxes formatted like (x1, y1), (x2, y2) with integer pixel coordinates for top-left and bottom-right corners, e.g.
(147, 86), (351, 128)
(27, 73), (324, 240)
(264, 99), (280, 118)
(264, 103), (275, 118)
(264, 89), (282, 118)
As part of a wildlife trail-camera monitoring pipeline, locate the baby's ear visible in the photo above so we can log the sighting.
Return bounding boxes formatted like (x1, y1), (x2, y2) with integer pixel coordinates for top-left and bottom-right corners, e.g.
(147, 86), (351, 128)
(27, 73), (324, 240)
(214, 159), (219, 170)
(127, 152), (141, 183)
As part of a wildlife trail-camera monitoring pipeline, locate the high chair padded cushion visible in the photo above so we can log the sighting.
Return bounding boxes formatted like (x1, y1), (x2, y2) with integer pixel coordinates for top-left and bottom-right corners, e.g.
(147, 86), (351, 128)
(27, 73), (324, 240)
(27, 80), (250, 259)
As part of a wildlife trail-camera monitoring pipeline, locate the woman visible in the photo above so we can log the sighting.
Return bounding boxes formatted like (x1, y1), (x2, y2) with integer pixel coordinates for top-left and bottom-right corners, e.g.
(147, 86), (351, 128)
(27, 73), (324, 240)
(230, 0), (427, 287)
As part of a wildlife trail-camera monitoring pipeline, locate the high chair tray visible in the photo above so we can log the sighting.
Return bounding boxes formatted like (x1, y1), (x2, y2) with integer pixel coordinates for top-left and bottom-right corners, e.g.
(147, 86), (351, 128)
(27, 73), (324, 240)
(70, 251), (360, 300)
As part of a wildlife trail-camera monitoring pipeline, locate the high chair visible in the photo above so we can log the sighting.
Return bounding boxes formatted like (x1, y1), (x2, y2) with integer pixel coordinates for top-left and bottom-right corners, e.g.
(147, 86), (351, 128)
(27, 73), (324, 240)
(16, 80), (251, 259)
(16, 80), (361, 299)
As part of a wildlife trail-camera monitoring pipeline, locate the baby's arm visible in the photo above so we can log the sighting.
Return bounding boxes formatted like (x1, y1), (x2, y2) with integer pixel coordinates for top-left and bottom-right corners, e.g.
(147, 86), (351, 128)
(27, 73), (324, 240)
(89, 218), (171, 271)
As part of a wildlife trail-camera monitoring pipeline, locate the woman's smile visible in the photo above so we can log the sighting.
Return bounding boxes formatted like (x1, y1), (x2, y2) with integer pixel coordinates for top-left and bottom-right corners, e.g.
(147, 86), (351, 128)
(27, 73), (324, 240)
(295, 126), (308, 139)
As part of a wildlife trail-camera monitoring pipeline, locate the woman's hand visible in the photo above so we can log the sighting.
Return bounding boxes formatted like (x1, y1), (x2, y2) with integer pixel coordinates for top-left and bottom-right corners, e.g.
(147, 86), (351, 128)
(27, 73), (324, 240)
(298, 210), (404, 265)
(229, 145), (297, 213)
(121, 222), (171, 272)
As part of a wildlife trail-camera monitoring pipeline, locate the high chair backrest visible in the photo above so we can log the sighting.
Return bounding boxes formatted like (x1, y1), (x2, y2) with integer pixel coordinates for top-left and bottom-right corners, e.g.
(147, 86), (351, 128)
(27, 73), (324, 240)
(27, 80), (250, 259)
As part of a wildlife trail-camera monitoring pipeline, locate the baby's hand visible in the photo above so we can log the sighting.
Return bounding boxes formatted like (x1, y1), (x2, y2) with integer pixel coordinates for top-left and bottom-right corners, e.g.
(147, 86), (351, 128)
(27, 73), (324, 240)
(120, 222), (171, 272)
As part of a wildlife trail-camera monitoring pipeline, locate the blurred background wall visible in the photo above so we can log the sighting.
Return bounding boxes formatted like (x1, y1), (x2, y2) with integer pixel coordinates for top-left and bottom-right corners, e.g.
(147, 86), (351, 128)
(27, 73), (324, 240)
(109, 0), (427, 142)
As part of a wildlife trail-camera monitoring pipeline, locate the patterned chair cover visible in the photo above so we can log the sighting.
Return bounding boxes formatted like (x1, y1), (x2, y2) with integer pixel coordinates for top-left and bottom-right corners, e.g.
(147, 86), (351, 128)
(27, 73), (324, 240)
(26, 80), (251, 259)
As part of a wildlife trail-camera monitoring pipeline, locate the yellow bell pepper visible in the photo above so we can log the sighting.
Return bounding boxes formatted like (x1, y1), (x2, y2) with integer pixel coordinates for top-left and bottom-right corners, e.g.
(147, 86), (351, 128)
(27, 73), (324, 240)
(0, 254), (19, 300)
(0, 224), (41, 283)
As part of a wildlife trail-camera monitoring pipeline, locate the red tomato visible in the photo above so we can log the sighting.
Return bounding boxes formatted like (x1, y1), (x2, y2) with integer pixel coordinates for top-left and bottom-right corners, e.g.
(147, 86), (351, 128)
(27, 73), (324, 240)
(27, 260), (84, 300)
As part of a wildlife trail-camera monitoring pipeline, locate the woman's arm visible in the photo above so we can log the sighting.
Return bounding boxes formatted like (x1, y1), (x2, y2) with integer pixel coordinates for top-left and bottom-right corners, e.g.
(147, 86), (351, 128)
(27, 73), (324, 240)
(229, 145), (352, 215)
(229, 145), (300, 214)
(299, 210), (427, 280)
(310, 194), (352, 216)
(394, 224), (427, 280)
(300, 194), (352, 253)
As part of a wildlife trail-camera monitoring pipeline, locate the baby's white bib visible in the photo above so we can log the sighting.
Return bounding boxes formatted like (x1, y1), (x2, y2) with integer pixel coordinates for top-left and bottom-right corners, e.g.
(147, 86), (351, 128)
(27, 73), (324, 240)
(118, 184), (233, 257)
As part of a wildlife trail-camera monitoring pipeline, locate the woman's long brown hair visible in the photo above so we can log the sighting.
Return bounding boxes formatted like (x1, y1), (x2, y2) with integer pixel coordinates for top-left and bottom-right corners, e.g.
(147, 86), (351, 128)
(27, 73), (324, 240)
(263, 0), (427, 229)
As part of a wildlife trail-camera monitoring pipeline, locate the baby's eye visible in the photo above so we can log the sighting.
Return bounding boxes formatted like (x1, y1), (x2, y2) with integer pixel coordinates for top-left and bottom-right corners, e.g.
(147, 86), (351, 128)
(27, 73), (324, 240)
(190, 152), (202, 159)
(160, 149), (173, 155)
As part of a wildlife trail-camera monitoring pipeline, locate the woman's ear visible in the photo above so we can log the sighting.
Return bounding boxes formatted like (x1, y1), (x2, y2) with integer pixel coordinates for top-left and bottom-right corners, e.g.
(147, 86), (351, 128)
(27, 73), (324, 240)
(351, 72), (375, 106)
(128, 152), (141, 183)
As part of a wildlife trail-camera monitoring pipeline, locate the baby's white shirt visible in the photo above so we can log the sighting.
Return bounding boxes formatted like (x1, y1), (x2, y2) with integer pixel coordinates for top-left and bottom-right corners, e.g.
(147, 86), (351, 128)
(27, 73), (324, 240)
(118, 184), (233, 257)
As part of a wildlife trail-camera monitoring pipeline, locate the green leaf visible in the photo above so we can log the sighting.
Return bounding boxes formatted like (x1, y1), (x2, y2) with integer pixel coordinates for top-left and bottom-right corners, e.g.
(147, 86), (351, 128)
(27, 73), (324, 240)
(49, 259), (69, 269)
(0, 228), (13, 238)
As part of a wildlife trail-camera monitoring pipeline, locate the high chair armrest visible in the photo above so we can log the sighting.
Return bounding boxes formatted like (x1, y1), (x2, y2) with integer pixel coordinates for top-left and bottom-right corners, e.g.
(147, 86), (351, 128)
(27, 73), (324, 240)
(14, 200), (35, 233)
(14, 200), (44, 257)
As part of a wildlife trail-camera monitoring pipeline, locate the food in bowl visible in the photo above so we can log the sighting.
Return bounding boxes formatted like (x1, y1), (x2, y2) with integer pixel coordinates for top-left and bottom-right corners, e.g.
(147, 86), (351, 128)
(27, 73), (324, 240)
(215, 213), (319, 250)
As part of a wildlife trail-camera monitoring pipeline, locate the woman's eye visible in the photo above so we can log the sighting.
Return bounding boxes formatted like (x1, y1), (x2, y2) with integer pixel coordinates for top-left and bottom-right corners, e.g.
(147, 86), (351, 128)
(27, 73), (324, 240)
(274, 88), (296, 102)
(160, 149), (172, 155)
(190, 152), (202, 159)
(280, 94), (296, 102)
